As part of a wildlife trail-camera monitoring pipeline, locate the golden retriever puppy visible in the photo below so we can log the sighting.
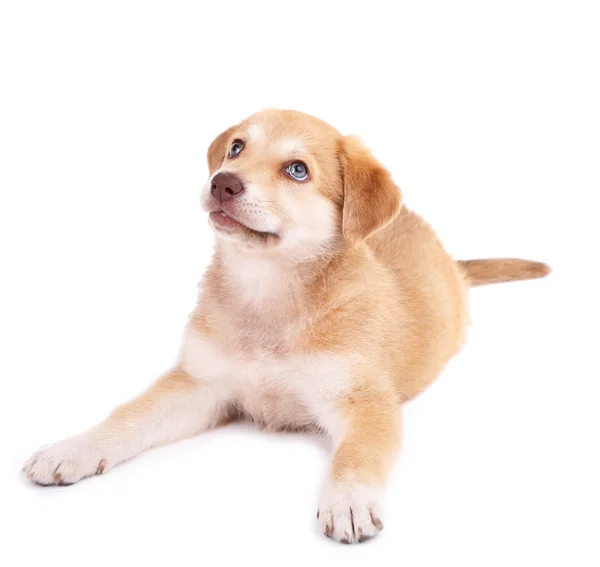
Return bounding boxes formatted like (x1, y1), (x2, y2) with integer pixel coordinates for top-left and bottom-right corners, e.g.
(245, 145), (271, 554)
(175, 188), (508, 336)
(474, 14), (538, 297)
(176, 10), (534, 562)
(23, 109), (550, 543)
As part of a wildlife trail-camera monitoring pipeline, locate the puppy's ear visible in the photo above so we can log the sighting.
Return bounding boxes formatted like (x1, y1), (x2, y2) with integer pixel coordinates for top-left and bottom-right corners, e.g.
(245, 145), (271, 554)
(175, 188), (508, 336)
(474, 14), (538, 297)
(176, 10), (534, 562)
(207, 126), (236, 174)
(338, 136), (402, 246)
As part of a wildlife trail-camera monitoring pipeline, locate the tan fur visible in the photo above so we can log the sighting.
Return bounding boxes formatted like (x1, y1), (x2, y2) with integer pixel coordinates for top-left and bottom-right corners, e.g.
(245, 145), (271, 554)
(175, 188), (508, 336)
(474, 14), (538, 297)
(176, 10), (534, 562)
(338, 135), (402, 245)
(23, 109), (550, 543)
(458, 258), (551, 286)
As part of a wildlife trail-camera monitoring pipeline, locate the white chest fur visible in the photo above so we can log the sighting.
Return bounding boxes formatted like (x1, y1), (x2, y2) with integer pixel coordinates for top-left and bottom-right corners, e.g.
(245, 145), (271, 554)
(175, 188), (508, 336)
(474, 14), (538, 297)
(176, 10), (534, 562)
(180, 327), (352, 433)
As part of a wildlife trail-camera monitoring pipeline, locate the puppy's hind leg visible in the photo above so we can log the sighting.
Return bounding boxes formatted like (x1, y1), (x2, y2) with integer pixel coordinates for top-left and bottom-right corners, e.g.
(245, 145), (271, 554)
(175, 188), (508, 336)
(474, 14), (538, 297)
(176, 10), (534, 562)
(23, 368), (230, 486)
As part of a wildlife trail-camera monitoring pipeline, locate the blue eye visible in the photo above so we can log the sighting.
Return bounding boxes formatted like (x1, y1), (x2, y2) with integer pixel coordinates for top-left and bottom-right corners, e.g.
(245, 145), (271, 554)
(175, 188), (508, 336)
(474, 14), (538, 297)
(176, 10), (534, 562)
(286, 161), (308, 181)
(228, 140), (244, 158)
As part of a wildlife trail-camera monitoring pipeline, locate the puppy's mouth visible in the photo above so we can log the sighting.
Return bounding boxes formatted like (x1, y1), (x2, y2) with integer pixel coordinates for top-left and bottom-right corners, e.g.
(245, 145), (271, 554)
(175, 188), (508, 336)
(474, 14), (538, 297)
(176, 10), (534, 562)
(209, 210), (249, 231)
(208, 210), (278, 242)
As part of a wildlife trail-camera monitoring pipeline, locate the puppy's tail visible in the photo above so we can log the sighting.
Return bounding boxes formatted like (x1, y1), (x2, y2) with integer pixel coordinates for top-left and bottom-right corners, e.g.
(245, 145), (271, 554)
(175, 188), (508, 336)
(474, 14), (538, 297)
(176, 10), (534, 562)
(458, 258), (551, 287)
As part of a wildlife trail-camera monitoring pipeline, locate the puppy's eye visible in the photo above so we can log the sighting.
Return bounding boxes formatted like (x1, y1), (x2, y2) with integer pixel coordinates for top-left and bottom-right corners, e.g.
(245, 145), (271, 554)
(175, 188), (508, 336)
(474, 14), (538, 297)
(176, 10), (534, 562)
(228, 140), (244, 158)
(285, 161), (308, 181)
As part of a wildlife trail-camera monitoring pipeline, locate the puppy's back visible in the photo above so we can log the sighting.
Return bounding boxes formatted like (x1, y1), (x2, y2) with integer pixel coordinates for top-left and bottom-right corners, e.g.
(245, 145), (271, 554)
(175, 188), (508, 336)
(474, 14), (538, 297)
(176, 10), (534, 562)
(367, 206), (470, 399)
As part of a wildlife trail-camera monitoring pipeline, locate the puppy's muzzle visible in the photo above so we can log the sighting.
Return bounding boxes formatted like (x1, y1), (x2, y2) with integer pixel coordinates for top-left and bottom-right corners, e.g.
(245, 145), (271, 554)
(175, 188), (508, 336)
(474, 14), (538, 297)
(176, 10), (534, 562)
(211, 172), (245, 203)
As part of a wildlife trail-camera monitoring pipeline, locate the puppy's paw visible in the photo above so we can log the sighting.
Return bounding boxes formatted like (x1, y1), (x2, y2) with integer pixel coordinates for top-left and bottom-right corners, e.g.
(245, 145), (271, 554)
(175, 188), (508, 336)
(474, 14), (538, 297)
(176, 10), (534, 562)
(317, 483), (384, 544)
(23, 435), (109, 486)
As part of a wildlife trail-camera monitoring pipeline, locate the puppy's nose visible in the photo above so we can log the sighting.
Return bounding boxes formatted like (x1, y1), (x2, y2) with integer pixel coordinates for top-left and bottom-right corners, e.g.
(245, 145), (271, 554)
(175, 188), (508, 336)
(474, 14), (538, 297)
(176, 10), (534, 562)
(210, 172), (244, 203)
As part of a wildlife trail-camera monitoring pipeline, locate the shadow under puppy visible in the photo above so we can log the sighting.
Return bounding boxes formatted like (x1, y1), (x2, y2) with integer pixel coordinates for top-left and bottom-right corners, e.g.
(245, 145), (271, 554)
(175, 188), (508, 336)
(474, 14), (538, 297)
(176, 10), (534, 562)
(23, 109), (550, 544)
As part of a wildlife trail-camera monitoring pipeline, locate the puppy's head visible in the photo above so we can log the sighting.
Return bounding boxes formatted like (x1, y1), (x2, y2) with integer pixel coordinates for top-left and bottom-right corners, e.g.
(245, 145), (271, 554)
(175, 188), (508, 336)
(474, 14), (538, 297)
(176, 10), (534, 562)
(202, 109), (401, 256)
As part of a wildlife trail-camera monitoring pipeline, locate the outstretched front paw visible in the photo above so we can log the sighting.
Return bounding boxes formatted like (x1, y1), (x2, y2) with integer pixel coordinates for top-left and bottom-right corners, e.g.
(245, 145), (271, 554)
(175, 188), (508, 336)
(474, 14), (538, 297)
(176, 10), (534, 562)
(317, 483), (384, 544)
(23, 435), (109, 486)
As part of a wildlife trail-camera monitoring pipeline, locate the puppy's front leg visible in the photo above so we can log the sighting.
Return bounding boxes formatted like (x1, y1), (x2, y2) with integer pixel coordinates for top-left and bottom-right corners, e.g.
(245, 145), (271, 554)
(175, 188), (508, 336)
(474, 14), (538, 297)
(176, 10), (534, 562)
(23, 368), (228, 485)
(318, 390), (400, 543)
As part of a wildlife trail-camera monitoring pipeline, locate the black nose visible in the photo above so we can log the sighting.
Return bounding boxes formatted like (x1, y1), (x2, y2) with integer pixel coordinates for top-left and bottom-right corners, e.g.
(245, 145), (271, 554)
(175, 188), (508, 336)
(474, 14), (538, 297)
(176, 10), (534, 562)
(210, 172), (244, 203)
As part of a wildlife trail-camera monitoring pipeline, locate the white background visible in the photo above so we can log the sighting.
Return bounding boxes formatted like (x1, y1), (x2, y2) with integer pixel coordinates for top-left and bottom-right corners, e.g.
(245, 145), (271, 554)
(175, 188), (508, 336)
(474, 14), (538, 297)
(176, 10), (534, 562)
(1, 1), (598, 565)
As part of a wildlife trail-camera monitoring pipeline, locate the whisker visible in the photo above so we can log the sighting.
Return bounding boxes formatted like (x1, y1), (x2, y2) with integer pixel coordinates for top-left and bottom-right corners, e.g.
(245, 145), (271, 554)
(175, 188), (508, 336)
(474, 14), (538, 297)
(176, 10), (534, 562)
(253, 200), (297, 227)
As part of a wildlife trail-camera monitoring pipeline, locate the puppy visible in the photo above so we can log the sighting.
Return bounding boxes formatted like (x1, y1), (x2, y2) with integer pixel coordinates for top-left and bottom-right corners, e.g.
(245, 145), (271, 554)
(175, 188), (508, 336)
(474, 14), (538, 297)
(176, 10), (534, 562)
(23, 109), (550, 543)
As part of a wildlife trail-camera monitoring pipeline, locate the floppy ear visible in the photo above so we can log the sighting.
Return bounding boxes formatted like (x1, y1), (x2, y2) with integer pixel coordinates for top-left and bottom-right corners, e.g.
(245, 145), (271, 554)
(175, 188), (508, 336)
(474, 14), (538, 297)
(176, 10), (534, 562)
(206, 126), (236, 174)
(338, 136), (402, 246)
